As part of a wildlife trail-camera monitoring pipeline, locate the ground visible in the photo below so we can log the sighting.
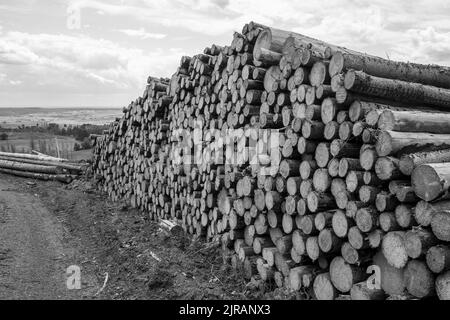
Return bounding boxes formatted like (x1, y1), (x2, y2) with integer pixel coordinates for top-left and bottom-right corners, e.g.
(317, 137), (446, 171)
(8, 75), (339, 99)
(0, 173), (261, 300)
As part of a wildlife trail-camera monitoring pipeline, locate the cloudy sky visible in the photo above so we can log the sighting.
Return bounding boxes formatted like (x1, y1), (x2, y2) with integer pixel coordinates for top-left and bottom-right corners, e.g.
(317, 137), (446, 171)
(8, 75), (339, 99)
(0, 0), (449, 108)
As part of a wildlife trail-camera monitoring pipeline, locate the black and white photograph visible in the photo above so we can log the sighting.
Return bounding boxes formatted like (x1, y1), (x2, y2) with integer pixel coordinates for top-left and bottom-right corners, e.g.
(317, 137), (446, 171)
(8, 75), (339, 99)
(0, 0), (449, 305)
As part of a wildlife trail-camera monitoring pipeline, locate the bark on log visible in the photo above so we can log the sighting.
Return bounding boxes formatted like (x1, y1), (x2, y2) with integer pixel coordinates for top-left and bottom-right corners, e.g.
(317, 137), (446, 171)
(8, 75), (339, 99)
(400, 149), (450, 176)
(377, 131), (450, 157)
(350, 281), (386, 300)
(0, 151), (67, 162)
(344, 70), (450, 109)
(0, 168), (73, 183)
(0, 155), (83, 172)
(404, 229), (438, 259)
(0, 159), (63, 174)
(415, 200), (450, 227)
(378, 110), (450, 133)
(330, 51), (450, 89)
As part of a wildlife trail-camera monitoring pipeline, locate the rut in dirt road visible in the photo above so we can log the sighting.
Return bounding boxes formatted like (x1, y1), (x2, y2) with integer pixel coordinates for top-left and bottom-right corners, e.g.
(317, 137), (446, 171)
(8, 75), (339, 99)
(0, 177), (94, 299)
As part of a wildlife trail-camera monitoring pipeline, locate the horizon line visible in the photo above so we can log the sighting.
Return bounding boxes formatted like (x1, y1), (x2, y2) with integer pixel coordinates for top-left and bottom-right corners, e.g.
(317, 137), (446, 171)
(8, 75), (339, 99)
(0, 106), (123, 109)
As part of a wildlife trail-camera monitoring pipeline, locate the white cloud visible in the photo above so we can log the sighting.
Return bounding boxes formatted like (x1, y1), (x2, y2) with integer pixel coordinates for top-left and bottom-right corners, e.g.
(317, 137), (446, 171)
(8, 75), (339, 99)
(0, 36), (40, 65)
(2, 0), (450, 108)
(64, 0), (450, 67)
(69, 0), (248, 36)
(0, 72), (21, 85)
(118, 27), (166, 39)
(0, 30), (183, 93)
(404, 27), (450, 65)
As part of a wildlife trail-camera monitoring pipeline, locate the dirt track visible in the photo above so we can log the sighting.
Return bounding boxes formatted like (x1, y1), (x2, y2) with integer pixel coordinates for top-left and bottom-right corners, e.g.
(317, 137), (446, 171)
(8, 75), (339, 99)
(0, 175), (98, 299)
(0, 173), (250, 300)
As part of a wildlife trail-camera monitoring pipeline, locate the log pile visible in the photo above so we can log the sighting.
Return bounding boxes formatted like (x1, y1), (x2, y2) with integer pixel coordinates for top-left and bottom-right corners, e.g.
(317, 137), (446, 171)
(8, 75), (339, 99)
(0, 151), (83, 183)
(92, 22), (450, 300)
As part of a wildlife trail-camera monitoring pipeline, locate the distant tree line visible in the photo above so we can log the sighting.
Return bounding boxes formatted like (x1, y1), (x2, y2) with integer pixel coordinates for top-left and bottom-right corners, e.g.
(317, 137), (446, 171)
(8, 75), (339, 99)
(0, 123), (108, 151)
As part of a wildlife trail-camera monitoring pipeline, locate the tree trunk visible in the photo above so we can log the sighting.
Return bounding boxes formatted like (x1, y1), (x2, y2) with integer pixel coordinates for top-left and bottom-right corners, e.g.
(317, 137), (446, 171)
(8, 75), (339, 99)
(376, 131), (450, 157)
(379, 212), (399, 232)
(426, 245), (450, 274)
(395, 204), (416, 229)
(431, 211), (450, 241)
(355, 206), (379, 232)
(404, 229), (438, 259)
(436, 271), (450, 300)
(332, 209), (354, 238)
(313, 272), (337, 300)
(374, 156), (404, 180)
(329, 256), (365, 293)
(0, 159), (63, 174)
(404, 260), (435, 298)
(373, 251), (406, 296)
(378, 110), (450, 133)
(400, 149), (450, 176)
(330, 51), (450, 88)
(382, 231), (408, 269)
(0, 151), (67, 162)
(289, 265), (316, 291)
(263, 66), (283, 92)
(350, 281), (386, 300)
(414, 200), (450, 227)
(412, 163), (450, 201)
(318, 228), (342, 253)
(344, 70), (450, 109)
(0, 168), (73, 183)
(0, 155), (83, 172)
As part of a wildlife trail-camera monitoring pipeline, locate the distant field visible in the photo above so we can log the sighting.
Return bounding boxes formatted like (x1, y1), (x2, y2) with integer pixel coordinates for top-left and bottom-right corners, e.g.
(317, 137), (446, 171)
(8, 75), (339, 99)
(0, 107), (123, 128)
(0, 107), (114, 161)
(0, 132), (84, 160)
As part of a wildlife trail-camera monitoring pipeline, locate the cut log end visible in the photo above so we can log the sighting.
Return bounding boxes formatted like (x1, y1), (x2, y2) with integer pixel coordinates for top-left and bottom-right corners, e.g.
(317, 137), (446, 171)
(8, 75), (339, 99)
(412, 164), (448, 202)
(382, 231), (408, 269)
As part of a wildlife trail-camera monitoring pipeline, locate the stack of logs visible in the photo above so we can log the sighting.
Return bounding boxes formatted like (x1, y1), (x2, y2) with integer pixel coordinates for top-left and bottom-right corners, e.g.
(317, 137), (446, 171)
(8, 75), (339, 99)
(0, 151), (83, 183)
(92, 22), (450, 300)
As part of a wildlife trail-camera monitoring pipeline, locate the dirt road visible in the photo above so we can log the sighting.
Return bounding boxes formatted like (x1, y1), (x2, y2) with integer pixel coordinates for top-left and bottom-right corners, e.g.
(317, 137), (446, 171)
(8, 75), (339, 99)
(0, 174), (250, 300)
(0, 175), (98, 299)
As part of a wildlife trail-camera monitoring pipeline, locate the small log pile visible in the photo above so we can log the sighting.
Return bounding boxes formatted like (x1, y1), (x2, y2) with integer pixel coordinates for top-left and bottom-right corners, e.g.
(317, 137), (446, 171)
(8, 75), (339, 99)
(92, 22), (450, 300)
(0, 151), (83, 183)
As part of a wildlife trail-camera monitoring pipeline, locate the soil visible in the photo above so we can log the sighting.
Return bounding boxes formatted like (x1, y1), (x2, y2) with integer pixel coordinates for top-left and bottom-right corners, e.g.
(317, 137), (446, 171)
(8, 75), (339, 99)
(0, 173), (261, 300)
